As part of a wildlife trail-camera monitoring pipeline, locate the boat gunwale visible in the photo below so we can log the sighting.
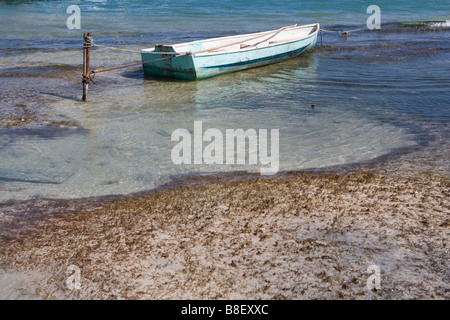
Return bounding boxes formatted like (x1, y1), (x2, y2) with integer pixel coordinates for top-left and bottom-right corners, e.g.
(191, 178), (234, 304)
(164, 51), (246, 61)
(192, 32), (318, 58)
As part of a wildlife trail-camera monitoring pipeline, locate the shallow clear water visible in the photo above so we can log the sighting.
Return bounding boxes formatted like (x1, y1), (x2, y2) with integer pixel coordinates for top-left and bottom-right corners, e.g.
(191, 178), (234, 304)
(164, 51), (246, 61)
(0, 1), (449, 202)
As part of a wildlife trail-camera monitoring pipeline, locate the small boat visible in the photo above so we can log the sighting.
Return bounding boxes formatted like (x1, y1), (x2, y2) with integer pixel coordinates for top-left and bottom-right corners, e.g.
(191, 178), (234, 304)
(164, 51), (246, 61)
(141, 23), (319, 80)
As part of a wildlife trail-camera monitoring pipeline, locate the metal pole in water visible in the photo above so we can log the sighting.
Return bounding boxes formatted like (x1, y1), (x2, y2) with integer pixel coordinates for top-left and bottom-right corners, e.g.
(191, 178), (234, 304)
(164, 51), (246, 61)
(82, 32), (91, 101)
(82, 32), (87, 101)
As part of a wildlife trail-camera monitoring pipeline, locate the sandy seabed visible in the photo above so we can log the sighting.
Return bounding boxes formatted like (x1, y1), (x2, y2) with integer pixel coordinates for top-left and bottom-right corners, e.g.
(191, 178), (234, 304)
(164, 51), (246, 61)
(0, 169), (448, 300)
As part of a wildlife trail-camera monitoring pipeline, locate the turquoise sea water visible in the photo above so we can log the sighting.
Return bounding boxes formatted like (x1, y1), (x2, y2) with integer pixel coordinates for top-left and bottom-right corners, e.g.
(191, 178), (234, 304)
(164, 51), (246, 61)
(0, 1), (449, 202)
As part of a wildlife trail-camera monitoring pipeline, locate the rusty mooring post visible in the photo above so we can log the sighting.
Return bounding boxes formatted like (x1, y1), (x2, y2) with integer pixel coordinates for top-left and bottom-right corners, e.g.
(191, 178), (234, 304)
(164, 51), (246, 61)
(82, 32), (92, 101)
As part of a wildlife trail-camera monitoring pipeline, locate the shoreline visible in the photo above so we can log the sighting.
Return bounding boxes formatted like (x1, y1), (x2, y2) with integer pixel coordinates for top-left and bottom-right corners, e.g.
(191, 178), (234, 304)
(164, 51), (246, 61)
(0, 135), (446, 243)
(0, 169), (448, 299)
(0, 161), (448, 299)
(0, 69), (449, 300)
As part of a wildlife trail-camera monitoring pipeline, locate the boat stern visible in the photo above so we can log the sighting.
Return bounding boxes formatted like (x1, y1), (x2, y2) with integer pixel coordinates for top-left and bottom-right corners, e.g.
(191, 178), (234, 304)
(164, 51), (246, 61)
(141, 45), (197, 80)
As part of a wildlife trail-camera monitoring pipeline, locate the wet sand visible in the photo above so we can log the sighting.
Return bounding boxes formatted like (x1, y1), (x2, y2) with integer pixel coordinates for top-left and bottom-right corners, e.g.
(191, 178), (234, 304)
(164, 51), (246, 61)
(0, 71), (449, 300)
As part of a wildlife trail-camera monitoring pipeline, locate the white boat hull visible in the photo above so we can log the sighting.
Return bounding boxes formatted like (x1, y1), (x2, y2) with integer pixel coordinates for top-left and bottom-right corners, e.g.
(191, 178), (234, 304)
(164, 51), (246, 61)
(141, 23), (319, 80)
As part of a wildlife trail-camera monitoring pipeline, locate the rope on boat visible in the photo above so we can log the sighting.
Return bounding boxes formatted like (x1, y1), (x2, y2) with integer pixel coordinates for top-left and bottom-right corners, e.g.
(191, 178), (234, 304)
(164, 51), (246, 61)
(88, 24), (299, 56)
(81, 36), (186, 77)
(91, 54), (185, 75)
(88, 24), (301, 77)
(94, 43), (189, 55)
(87, 25), (366, 77)
(93, 44), (141, 53)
